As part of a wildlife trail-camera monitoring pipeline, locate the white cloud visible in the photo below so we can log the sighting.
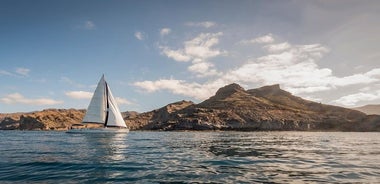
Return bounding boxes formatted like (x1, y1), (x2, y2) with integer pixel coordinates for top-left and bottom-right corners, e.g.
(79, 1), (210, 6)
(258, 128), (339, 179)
(65, 91), (93, 99)
(221, 44), (332, 93)
(333, 91), (380, 106)
(135, 31), (144, 40)
(84, 21), (95, 30)
(160, 28), (171, 36)
(221, 43), (380, 95)
(115, 97), (132, 105)
(184, 32), (224, 59)
(1, 68), (31, 77)
(0, 93), (63, 105)
(133, 77), (240, 101)
(15, 67), (30, 76)
(188, 62), (220, 77)
(0, 70), (13, 76)
(264, 42), (291, 52)
(160, 46), (191, 62)
(360, 86), (371, 92)
(160, 32), (225, 77)
(240, 34), (275, 44)
(185, 21), (216, 28)
(332, 73), (378, 86)
(144, 38), (334, 99)
(365, 68), (380, 77)
(141, 32), (380, 104)
(133, 79), (211, 100)
(161, 32), (225, 61)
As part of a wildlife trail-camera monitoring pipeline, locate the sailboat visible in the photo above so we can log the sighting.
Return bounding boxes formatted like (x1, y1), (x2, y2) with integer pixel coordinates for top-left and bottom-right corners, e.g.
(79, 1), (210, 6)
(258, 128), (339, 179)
(67, 75), (129, 133)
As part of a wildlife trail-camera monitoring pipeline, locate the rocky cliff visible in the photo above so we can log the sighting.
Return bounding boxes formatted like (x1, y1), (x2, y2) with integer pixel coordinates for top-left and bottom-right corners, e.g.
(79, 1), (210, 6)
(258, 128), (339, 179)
(127, 84), (379, 131)
(1, 84), (380, 131)
(0, 109), (85, 130)
(124, 100), (194, 130)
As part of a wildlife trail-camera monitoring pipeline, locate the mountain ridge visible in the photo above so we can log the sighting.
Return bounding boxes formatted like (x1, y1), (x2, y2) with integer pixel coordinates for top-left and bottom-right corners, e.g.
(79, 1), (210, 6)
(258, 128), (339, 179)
(353, 104), (380, 115)
(127, 83), (378, 131)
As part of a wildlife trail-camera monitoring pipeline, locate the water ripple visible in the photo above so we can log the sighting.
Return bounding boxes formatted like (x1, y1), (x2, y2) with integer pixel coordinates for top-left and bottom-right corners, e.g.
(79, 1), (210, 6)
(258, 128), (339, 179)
(0, 131), (379, 183)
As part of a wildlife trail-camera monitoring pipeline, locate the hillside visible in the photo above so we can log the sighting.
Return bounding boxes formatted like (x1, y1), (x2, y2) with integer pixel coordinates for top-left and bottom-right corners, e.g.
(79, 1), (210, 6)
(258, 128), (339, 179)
(353, 105), (380, 115)
(1, 84), (380, 131)
(124, 100), (194, 130)
(128, 84), (379, 131)
(0, 109), (85, 130)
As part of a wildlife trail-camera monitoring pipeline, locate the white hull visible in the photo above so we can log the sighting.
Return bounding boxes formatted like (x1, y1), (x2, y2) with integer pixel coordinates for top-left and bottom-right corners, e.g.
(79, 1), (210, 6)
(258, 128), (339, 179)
(66, 128), (129, 134)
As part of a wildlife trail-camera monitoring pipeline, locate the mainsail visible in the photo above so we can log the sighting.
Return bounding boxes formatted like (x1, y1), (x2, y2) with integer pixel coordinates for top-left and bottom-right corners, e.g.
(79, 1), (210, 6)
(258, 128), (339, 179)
(82, 75), (127, 128)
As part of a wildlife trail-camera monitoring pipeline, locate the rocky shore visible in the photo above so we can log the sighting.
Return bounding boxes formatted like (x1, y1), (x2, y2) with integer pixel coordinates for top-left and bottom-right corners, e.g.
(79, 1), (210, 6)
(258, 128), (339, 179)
(0, 109), (85, 130)
(1, 84), (380, 131)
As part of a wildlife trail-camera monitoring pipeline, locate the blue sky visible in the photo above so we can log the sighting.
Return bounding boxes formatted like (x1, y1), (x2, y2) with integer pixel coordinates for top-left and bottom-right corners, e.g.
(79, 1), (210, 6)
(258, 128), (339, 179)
(1, 0), (380, 113)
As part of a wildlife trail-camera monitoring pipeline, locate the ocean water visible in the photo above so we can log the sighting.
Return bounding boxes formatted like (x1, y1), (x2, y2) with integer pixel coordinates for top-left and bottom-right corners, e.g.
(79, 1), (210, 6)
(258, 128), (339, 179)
(0, 131), (379, 183)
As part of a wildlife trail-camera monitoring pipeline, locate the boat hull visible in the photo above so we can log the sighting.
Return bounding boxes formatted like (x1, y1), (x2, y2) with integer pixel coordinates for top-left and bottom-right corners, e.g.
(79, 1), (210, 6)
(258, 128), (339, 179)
(66, 128), (129, 134)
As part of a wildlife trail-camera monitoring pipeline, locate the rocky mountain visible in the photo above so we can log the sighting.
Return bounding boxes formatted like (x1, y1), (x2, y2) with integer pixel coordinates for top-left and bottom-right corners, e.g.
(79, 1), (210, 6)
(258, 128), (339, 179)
(0, 109), (85, 130)
(353, 104), (380, 115)
(1, 83), (379, 131)
(124, 100), (194, 130)
(127, 83), (379, 131)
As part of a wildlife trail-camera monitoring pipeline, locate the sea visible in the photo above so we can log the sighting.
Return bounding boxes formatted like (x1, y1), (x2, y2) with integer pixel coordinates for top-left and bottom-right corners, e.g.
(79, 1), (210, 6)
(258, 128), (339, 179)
(0, 131), (379, 183)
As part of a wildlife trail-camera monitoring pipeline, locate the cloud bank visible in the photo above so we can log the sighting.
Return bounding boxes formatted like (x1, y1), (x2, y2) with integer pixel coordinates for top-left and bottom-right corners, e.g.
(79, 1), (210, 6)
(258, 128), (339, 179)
(240, 34), (274, 44)
(159, 32), (225, 77)
(185, 21), (216, 28)
(65, 91), (93, 99)
(0, 93), (63, 105)
(134, 26), (380, 107)
(115, 97), (132, 105)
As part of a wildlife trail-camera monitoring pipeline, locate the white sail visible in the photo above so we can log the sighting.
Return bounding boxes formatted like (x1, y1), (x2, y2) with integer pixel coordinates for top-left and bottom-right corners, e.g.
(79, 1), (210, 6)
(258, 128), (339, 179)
(105, 84), (127, 128)
(82, 75), (127, 129)
(82, 75), (107, 124)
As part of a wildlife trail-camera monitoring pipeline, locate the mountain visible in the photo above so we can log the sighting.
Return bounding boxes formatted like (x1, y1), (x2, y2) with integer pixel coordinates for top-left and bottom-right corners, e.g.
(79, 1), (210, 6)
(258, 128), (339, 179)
(353, 105), (380, 115)
(1, 83), (380, 131)
(0, 109), (85, 130)
(124, 100), (194, 130)
(127, 83), (379, 131)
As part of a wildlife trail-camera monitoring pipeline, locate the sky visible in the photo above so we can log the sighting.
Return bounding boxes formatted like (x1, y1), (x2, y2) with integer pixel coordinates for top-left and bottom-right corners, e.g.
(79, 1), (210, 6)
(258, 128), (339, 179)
(1, 0), (380, 113)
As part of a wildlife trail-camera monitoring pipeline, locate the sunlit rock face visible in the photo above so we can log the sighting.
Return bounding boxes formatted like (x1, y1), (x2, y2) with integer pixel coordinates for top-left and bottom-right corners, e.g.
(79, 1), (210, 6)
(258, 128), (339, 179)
(0, 109), (86, 130)
(127, 83), (380, 131)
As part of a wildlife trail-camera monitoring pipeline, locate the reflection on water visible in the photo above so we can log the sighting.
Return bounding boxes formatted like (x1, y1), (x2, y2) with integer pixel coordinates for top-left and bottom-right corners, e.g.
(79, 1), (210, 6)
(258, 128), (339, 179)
(83, 133), (129, 162)
(0, 131), (379, 183)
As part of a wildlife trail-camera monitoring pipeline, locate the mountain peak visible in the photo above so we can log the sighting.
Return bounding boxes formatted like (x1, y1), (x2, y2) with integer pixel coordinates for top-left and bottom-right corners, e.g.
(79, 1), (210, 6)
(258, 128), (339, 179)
(353, 104), (380, 115)
(214, 83), (245, 98)
(259, 84), (281, 91)
(248, 84), (291, 97)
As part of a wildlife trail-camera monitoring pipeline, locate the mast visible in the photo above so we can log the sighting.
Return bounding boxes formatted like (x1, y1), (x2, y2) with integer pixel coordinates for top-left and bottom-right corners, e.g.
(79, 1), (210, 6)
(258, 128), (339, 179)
(104, 82), (110, 127)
